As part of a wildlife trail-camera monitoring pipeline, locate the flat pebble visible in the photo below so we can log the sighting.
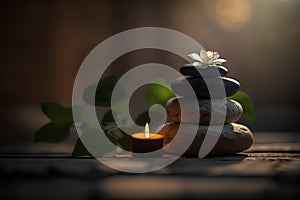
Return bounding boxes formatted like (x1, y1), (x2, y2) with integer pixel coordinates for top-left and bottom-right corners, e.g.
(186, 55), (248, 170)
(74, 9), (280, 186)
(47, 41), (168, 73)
(180, 65), (228, 77)
(158, 122), (253, 157)
(171, 77), (240, 98)
(166, 97), (243, 124)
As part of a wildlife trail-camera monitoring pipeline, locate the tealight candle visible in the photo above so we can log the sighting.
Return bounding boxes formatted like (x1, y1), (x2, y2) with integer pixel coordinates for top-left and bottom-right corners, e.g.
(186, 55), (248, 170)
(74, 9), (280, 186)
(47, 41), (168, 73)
(132, 123), (164, 157)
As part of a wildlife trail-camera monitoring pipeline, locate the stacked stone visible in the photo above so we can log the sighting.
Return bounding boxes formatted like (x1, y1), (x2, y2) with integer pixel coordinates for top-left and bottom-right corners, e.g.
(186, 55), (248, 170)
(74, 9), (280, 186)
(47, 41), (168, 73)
(158, 64), (253, 156)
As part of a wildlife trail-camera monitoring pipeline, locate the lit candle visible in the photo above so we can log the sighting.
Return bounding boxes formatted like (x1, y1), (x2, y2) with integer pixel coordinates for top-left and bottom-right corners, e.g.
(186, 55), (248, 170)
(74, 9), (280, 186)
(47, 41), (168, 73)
(132, 123), (164, 157)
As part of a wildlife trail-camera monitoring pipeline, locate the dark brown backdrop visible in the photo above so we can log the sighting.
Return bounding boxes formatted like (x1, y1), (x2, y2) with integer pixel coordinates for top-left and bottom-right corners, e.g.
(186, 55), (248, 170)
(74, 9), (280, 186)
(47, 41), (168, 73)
(1, 0), (299, 143)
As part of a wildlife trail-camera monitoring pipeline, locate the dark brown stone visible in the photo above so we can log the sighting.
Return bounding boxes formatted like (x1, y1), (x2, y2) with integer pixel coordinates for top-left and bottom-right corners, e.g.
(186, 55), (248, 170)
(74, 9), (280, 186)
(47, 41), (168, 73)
(171, 76), (240, 98)
(180, 64), (228, 77)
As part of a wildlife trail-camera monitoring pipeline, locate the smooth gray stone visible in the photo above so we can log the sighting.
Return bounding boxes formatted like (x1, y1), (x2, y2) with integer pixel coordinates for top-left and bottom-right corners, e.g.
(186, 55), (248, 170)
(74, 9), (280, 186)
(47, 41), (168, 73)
(166, 97), (243, 124)
(158, 122), (253, 157)
(171, 76), (240, 98)
(180, 65), (228, 77)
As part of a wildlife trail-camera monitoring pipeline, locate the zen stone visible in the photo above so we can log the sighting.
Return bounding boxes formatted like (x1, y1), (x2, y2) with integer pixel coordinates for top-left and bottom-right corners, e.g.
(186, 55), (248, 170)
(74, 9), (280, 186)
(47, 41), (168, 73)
(166, 97), (243, 124)
(180, 64), (228, 77)
(171, 76), (240, 98)
(158, 122), (253, 157)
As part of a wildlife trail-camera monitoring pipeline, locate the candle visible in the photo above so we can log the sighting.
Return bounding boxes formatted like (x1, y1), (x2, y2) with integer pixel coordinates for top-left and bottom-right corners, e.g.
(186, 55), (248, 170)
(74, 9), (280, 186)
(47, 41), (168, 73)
(132, 123), (164, 157)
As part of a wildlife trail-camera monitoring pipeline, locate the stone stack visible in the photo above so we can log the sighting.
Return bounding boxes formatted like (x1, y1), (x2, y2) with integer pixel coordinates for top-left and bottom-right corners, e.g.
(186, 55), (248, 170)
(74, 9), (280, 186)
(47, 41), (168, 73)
(158, 64), (253, 156)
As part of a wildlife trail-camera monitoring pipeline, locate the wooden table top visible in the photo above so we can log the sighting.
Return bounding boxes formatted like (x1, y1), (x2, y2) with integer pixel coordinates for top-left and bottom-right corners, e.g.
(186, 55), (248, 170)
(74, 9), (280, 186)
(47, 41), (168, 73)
(0, 132), (299, 199)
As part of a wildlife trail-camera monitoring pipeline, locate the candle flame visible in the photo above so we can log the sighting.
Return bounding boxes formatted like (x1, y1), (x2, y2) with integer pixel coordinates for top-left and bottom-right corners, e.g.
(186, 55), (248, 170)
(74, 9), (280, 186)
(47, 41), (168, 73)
(145, 123), (150, 138)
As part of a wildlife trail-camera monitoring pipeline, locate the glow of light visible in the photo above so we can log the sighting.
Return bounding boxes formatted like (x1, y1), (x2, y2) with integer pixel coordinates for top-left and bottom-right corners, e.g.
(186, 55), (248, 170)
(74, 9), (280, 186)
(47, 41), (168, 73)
(145, 123), (150, 138)
(213, 0), (252, 31)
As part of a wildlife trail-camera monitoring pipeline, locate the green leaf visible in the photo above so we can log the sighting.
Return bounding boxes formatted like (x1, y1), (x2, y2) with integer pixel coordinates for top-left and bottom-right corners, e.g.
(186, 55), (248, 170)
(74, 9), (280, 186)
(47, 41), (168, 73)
(145, 82), (175, 107)
(72, 128), (116, 157)
(72, 138), (91, 156)
(42, 103), (73, 126)
(227, 91), (256, 122)
(34, 123), (70, 143)
(107, 128), (132, 151)
(83, 75), (124, 107)
(100, 123), (117, 133)
(135, 111), (150, 126)
(72, 106), (87, 121)
(79, 121), (99, 132)
(101, 110), (115, 123)
(42, 103), (63, 119)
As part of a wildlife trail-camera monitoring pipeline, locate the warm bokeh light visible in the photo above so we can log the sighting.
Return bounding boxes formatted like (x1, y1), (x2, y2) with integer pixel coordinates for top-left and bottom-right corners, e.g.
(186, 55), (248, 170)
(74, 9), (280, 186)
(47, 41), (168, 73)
(213, 0), (252, 31)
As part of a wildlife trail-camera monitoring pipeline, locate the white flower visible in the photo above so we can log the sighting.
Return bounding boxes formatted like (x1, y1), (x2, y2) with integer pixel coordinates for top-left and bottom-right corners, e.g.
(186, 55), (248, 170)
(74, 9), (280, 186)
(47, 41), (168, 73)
(188, 49), (227, 67)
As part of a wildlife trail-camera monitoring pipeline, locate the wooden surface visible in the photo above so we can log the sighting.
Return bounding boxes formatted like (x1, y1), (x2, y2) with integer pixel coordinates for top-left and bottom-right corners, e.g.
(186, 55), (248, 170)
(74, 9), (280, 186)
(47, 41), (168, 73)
(0, 132), (300, 199)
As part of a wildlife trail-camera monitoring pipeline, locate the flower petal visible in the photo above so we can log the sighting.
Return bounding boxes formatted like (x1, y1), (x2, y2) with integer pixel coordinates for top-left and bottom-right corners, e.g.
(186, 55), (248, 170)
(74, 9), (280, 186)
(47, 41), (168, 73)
(193, 62), (209, 68)
(213, 51), (220, 59)
(200, 49), (209, 63)
(192, 62), (201, 67)
(214, 58), (227, 63)
(213, 58), (227, 63)
(207, 57), (214, 63)
(188, 53), (202, 62)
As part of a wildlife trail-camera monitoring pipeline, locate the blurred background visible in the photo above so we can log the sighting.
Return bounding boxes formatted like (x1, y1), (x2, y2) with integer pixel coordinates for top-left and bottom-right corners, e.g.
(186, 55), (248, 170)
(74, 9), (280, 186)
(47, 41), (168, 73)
(0, 0), (299, 148)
